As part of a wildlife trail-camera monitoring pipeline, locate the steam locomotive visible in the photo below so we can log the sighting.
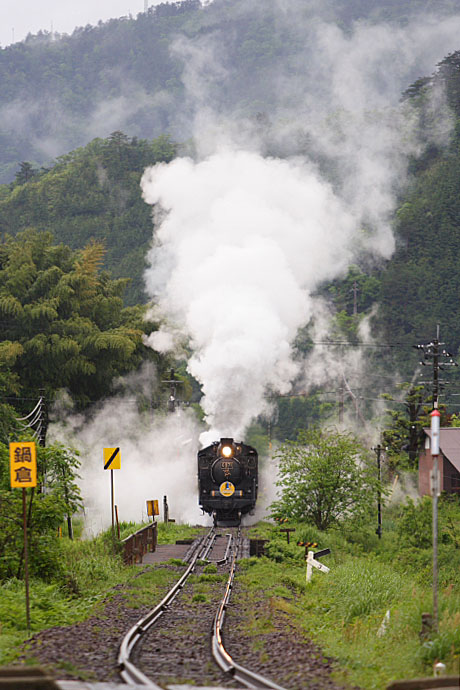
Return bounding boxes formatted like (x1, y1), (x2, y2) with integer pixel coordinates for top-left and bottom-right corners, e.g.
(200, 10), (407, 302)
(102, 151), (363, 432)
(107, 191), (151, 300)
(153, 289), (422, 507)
(198, 438), (258, 526)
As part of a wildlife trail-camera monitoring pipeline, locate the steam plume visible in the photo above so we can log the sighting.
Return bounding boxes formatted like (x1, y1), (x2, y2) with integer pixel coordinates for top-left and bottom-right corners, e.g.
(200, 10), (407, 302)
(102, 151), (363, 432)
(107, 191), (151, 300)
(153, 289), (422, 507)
(142, 8), (460, 444)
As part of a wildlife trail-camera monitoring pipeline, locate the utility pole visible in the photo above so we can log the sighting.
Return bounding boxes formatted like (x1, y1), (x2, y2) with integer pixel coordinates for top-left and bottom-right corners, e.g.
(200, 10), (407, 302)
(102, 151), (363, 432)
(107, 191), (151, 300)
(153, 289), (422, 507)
(37, 389), (48, 448)
(414, 327), (457, 633)
(162, 369), (183, 413)
(351, 281), (359, 316)
(338, 385), (344, 424)
(414, 325), (457, 408)
(430, 408), (441, 632)
(372, 444), (384, 539)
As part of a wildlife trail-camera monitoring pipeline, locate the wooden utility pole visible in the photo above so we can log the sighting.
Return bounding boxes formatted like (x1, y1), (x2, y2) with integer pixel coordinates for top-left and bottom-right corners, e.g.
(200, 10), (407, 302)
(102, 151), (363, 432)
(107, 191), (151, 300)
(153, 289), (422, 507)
(352, 281), (359, 316)
(338, 386), (344, 424)
(373, 444), (383, 539)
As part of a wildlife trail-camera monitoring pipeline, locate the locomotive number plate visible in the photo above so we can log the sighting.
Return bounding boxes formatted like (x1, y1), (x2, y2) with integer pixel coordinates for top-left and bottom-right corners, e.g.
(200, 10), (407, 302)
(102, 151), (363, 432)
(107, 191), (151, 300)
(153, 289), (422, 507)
(219, 481), (235, 497)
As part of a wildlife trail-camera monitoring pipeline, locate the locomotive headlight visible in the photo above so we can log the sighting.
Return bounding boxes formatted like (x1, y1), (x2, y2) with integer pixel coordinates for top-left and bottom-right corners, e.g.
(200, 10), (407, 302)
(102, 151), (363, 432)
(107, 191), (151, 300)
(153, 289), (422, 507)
(218, 438), (235, 459)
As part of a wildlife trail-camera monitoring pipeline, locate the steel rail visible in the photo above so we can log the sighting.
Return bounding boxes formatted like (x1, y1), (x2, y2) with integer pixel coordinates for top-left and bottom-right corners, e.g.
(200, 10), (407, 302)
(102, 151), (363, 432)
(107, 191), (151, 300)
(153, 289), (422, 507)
(211, 529), (288, 690)
(118, 527), (215, 687)
(207, 531), (233, 566)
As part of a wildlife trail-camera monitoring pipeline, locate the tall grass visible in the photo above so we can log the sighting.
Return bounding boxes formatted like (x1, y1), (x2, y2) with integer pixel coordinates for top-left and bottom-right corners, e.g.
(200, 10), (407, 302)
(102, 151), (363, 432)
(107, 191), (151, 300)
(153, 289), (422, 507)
(0, 521), (203, 664)
(244, 520), (460, 689)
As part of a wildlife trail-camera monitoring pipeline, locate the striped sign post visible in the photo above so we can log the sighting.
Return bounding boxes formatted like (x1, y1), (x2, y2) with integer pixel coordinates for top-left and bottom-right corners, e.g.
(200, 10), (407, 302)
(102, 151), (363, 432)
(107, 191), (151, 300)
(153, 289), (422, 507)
(104, 448), (121, 537)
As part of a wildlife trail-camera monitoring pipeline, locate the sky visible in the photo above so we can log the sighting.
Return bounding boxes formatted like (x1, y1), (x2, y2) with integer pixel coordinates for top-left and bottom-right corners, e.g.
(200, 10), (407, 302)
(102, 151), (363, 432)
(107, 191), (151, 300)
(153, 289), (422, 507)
(0, 0), (173, 48)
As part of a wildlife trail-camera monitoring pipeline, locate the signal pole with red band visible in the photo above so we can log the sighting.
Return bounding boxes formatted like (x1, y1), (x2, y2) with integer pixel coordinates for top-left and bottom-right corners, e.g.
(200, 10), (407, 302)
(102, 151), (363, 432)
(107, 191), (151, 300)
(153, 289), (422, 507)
(430, 408), (441, 632)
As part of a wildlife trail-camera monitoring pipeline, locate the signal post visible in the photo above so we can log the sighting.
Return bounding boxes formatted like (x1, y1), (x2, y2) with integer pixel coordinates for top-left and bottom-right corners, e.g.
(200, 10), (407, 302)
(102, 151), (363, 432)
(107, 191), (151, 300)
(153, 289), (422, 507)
(9, 442), (37, 632)
(430, 408), (440, 631)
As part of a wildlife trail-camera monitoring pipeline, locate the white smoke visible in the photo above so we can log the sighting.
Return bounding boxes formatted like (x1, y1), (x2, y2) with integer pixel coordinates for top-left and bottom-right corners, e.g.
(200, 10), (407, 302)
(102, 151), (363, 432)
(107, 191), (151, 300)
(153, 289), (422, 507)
(49, 394), (206, 532)
(46, 6), (460, 533)
(142, 150), (363, 443)
(140, 9), (460, 444)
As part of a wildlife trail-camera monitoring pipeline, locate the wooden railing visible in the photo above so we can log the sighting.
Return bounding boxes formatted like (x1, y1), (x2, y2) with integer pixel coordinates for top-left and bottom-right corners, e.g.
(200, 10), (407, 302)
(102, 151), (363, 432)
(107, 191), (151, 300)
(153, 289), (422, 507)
(122, 521), (158, 565)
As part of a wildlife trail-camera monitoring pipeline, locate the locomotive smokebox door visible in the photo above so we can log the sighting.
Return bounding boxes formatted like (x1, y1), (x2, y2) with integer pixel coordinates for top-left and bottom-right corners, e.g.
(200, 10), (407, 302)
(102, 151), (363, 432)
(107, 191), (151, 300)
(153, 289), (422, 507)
(212, 457), (241, 485)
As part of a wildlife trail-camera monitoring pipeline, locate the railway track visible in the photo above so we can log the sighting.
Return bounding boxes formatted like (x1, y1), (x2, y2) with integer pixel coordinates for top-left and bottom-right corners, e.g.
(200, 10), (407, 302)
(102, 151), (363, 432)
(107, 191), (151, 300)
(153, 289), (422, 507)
(118, 526), (288, 690)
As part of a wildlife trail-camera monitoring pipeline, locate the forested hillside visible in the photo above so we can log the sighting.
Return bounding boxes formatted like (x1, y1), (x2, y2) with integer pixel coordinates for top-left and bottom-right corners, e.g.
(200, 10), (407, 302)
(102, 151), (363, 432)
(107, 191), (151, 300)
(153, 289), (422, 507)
(0, 132), (177, 304)
(0, 0), (459, 182)
(1, 0), (460, 413)
(378, 51), (460, 353)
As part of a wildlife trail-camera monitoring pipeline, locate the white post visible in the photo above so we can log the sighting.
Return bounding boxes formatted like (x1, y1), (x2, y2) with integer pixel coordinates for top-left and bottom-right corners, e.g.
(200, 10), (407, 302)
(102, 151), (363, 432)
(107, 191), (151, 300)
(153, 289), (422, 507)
(306, 551), (313, 583)
(430, 409), (440, 632)
(306, 550), (330, 583)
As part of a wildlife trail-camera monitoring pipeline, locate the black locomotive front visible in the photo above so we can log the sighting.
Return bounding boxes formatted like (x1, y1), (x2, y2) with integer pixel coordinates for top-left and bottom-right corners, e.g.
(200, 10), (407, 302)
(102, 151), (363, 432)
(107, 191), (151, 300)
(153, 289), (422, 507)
(198, 437), (258, 526)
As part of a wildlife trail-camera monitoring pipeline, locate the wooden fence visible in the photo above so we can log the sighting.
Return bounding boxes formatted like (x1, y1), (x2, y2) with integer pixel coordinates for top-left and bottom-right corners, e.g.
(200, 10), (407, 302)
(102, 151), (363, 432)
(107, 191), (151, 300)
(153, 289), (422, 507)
(122, 521), (158, 565)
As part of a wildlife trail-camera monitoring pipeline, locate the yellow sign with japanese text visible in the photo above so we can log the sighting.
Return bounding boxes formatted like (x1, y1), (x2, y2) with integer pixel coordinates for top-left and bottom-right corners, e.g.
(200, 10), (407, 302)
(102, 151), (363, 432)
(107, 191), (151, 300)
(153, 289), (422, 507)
(10, 442), (37, 488)
(103, 447), (121, 470)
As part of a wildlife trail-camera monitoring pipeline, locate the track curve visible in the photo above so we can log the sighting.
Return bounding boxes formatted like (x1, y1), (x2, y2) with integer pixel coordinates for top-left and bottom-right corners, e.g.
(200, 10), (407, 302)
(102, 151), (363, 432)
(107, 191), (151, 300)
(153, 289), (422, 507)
(118, 526), (290, 689)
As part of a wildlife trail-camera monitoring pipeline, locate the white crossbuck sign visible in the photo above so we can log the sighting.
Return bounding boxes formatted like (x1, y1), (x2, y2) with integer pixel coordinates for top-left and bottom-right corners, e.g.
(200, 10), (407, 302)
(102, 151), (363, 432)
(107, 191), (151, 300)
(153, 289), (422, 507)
(306, 549), (330, 583)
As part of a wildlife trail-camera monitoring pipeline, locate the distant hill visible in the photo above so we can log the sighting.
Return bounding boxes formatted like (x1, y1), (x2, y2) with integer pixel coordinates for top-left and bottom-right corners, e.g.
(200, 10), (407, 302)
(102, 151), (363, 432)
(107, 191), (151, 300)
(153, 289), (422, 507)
(0, 132), (178, 305)
(2, 0), (460, 382)
(1, 0), (459, 182)
(377, 50), (460, 356)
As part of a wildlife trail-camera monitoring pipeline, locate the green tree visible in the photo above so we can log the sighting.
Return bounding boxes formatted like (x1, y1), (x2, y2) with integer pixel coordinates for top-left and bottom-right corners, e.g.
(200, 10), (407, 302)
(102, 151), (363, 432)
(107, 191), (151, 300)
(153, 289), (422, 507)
(0, 341), (23, 443)
(0, 229), (157, 406)
(0, 440), (82, 581)
(381, 384), (445, 469)
(14, 162), (38, 185)
(274, 394), (334, 441)
(397, 496), (432, 548)
(0, 133), (178, 305)
(271, 428), (381, 530)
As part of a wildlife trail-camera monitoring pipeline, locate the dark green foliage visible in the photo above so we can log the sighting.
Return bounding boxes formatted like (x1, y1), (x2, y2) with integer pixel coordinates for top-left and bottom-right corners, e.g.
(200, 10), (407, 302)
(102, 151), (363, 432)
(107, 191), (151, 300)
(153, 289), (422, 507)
(0, 441), (82, 581)
(380, 384), (443, 469)
(397, 496), (433, 548)
(0, 229), (158, 406)
(15, 162), (38, 185)
(378, 52), (460, 364)
(379, 149), (460, 352)
(271, 428), (382, 529)
(274, 395), (334, 441)
(0, 133), (178, 305)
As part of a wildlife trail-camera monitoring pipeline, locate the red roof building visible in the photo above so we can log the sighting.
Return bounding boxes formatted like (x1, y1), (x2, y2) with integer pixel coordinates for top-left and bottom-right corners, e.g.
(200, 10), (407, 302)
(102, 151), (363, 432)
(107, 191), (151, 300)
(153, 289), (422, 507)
(419, 428), (460, 496)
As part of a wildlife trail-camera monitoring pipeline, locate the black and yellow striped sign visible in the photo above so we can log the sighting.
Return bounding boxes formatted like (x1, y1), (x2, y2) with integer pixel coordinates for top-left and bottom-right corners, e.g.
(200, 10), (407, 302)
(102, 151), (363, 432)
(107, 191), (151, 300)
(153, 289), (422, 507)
(103, 447), (121, 470)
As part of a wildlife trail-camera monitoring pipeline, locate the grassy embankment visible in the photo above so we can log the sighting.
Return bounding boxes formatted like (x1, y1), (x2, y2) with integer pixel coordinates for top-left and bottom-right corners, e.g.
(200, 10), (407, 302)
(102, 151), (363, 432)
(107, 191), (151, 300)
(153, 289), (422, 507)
(0, 520), (202, 665)
(241, 508), (460, 690)
(1, 503), (459, 690)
